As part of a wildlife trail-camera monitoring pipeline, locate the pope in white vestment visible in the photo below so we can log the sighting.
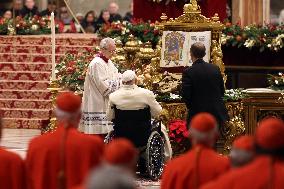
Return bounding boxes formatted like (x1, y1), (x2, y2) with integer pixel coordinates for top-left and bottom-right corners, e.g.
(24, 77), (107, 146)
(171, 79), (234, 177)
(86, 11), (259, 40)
(107, 70), (172, 160)
(81, 38), (121, 134)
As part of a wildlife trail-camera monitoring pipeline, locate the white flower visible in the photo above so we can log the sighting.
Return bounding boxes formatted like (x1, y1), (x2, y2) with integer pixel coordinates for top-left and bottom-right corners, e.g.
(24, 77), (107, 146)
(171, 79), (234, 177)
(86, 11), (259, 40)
(244, 39), (256, 48)
(55, 70), (59, 74)
(169, 93), (180, 99)
(279, 72), (283, 76)
(275, 80), (279, 85)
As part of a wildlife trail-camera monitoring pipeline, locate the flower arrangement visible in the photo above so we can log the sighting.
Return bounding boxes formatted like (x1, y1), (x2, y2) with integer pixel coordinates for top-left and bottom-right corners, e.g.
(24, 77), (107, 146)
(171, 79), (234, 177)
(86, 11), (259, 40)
(0, 17), (9, 34)
(56, 50), (97, 94)
(169, 119), (188, 143)
(223, 88), (248, 102)
(168, 119), (190, 155)
(15, 15), (57, 35)
(156, 92), (182, 102)
(98, 21), (125, 39)
(97, 20), (160, 46)
(267, 72), (284, 91)
(222, 23), (284, 52)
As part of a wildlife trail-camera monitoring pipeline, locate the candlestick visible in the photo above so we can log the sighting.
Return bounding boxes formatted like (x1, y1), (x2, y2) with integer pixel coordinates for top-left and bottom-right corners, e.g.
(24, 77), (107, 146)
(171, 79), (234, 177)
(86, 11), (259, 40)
(51, 12), (56, 81)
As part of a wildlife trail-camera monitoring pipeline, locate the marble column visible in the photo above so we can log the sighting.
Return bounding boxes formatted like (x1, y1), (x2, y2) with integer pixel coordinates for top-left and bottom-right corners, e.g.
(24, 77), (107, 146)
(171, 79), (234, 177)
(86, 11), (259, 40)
(232, 0), (270, 26)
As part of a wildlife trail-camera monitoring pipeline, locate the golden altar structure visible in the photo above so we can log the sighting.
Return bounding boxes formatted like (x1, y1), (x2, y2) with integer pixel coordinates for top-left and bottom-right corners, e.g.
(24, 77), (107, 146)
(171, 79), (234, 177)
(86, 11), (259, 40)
(243, 91), (284, 134)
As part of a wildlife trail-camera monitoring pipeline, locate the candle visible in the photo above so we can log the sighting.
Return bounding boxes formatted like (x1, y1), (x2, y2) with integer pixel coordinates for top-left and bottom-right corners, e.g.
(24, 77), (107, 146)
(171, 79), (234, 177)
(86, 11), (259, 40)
(51, 12), (56, 81)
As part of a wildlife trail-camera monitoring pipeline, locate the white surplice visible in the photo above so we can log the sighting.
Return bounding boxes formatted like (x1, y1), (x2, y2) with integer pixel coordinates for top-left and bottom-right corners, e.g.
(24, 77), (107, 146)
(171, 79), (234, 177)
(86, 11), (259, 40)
(81, 56), (121, 134)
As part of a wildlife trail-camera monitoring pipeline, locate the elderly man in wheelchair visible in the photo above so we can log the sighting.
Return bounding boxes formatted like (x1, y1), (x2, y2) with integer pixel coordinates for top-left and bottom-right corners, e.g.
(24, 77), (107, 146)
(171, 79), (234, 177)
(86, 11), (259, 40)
(106, 70), (172, 180)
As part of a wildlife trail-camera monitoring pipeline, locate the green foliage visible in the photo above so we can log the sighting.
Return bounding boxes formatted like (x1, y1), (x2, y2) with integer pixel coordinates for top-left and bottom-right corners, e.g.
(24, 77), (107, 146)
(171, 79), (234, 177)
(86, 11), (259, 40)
(223, 89), (248, 102)
(222, 23), (284, 52)
(97, 19), (160, 47)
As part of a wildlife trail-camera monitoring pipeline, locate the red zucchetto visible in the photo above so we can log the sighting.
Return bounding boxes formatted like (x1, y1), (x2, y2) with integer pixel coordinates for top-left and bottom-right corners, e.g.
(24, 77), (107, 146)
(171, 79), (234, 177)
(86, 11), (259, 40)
(104, 138), (138, 166)
(256, 117), (284, 150)
(56, 92), (82, 113)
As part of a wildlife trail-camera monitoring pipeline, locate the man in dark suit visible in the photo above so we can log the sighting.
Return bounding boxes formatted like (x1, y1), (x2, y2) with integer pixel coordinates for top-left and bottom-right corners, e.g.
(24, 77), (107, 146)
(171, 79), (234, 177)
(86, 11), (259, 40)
(181, 42), (229, 129)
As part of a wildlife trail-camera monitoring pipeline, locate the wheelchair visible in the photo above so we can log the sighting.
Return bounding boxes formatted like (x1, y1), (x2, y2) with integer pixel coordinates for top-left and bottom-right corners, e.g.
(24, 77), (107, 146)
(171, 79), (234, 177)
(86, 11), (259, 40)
(105, 106), (166, 181)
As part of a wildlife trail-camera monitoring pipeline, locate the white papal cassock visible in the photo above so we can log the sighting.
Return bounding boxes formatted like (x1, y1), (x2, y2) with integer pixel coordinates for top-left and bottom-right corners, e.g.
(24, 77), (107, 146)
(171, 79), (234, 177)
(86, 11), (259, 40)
(81, 56), (121, 134)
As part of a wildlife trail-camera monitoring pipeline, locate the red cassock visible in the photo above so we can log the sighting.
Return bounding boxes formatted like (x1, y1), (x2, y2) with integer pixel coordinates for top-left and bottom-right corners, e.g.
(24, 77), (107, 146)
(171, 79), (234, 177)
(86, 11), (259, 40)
(161, 144), (230, 189)
(0, 148), (26, 189)
(26, 124), (104, 189)
(201, 156), (284, 189)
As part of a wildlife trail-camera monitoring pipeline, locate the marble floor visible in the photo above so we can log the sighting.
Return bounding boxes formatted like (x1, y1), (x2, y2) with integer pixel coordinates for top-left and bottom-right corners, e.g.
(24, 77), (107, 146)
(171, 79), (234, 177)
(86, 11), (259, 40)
(1, 129), (160, 189)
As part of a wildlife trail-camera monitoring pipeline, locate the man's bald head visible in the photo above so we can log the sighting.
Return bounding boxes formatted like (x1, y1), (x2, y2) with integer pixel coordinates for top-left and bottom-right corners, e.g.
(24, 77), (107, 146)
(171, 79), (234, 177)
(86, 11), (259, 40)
(190, 42), (206, 62)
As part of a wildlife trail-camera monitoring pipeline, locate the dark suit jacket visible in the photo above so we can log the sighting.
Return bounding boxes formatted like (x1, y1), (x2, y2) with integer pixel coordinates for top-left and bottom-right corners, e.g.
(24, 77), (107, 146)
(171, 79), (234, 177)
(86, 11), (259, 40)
(181, 59), (229, 126)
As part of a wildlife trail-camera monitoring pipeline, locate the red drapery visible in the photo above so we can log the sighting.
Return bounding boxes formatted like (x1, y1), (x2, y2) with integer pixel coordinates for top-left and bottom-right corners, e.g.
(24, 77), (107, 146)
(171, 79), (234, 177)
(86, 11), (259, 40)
(133, 0), (227, 22)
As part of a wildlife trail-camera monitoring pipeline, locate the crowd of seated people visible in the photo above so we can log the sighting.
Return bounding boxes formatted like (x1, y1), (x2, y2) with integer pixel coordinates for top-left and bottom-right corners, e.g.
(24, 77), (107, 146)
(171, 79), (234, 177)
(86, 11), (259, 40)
(0, 0), (134, 34)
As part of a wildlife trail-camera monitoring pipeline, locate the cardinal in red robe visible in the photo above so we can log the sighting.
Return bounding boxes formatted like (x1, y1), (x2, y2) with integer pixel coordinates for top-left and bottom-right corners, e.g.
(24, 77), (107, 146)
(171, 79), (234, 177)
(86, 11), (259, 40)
(201, 117), (284, 189)
(0, 117), (26, 189)
(25, 92), (104, 189)
(75, 138), (138, 189)
(103, 138), (138, 173)
(161, 113), (230, 189)
(229, 135), (255, 168)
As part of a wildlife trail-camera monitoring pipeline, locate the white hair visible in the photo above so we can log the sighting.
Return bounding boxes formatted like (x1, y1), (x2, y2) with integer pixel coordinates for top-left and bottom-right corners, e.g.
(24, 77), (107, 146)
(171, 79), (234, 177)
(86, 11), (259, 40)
(189, 126), (218, 143)
(100, 37), (115, 50)
(55, 107), (81, 124)
(229, 148), (254, 167)
(86, 165), (135, 189)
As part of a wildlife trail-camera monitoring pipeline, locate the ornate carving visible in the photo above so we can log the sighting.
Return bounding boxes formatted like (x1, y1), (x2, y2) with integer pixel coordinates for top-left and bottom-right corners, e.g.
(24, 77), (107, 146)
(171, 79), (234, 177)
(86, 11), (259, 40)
(111, 39), (127, 69)
(155, 73), (182, 93)
(160, 103), (187, 127)
(223, 102), (245, 154)
(211, 40), (227, 83)
(42, 80), (61, 133)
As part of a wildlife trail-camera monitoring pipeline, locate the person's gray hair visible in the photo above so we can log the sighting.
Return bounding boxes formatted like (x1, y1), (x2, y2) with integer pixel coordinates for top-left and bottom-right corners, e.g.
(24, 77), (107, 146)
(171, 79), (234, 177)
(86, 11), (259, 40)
(100, 37), (115, 50)
(86, 165), (136, 189)
(55, 107), (81, 125)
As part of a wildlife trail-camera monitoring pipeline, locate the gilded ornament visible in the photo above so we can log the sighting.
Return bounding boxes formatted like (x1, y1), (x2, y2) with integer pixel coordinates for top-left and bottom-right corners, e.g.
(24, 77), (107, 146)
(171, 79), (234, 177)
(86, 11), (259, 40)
(42, 80), (61, 133)
(111, 39), (126, 66)
(211, 40), (227, 83)
(124, 34), (140, 53)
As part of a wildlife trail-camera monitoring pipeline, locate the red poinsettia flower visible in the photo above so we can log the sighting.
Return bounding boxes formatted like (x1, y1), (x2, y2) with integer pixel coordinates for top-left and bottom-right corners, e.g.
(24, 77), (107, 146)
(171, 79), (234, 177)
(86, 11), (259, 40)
(182, 130), (189, 138)
(169, 132), (175, 138)
(169, 119), (187, 144)
(67, 61), (76, 67)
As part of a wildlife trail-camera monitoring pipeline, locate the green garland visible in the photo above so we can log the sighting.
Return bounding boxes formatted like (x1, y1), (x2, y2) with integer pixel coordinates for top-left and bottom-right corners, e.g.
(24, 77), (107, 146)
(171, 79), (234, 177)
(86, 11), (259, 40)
(222, 23), (284, 52)
(97, 20), (160, 47)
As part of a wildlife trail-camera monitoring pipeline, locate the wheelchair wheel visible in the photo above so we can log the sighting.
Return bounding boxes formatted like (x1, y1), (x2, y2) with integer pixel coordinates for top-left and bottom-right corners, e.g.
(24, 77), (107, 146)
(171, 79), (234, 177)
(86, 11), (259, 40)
(145, 130), (165, 181)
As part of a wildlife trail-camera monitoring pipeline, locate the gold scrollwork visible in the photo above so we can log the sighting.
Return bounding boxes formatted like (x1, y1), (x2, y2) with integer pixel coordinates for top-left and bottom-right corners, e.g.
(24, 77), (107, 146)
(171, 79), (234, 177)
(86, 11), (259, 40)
(42, 80), (61, 133)
(223, 102), (245, 154)
(211, 40), (227, 83)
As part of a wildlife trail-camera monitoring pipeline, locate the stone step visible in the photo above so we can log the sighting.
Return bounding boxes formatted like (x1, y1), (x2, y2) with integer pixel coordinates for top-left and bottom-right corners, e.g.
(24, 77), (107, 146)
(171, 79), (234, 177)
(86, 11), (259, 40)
(0, 89), (51, 100)
(2, 108), (51, 119)
(0, 44), (94, 54)
(0, 34), (99, 46)
(2, 118), (49, 129)
(1, 62), (52, 72)
(0, 80), (49, 90)
(0, 71), (51, 81)
(0, 99), (52, 109)
(0, 53), (62, 63)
